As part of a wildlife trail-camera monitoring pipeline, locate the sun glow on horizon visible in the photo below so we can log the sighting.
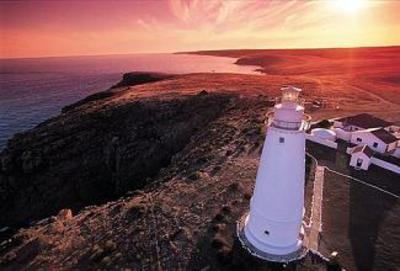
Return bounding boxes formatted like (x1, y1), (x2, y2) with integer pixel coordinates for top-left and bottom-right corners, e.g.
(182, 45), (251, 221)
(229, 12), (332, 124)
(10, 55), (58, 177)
(332, 0), (366, 14)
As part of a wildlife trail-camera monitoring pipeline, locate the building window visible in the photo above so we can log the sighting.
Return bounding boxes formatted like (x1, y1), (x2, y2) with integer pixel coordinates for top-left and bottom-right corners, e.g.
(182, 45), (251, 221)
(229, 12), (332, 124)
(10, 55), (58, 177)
(356, 138), (362, 142)
(373, 142), (378, 148)
(279, 137), (285, 143)
(264, 230), (270, 235)
(356, 158), (363, 167)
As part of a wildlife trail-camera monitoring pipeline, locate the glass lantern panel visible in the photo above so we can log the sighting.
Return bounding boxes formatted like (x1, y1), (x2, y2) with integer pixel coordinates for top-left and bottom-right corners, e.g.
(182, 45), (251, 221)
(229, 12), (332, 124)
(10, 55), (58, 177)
(282, 89), (299, 102)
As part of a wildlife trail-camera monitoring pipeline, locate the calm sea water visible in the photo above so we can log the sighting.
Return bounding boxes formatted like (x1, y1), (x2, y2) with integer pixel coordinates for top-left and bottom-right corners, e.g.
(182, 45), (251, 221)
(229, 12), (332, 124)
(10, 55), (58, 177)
(0, 54), (258, 150)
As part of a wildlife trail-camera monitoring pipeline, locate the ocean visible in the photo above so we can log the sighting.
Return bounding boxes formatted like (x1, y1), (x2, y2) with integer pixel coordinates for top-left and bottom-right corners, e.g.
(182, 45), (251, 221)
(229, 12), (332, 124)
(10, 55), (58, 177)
(0, 53), (258, 150)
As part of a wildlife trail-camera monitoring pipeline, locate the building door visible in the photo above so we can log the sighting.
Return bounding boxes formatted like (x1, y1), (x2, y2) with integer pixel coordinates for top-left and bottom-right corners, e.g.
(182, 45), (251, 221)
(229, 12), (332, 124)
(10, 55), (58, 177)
(356, 158), (363, 168)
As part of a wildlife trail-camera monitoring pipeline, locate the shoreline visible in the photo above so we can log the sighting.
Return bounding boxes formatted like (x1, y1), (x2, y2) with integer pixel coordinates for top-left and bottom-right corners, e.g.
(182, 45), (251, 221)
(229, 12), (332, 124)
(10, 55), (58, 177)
(0, 53), (260, 151)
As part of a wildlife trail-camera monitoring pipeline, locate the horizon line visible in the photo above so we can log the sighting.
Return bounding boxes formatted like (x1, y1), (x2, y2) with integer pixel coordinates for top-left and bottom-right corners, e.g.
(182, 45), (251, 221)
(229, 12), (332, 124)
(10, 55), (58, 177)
(2, 44), (400, 61)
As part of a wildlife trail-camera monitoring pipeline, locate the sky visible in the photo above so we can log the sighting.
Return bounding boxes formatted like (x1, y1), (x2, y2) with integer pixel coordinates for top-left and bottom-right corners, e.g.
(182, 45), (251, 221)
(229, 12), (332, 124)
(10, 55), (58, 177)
(1, 0), (400, 59)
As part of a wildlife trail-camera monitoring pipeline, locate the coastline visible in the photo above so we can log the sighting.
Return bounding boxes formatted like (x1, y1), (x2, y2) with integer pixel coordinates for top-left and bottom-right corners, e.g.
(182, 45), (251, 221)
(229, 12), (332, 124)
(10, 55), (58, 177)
(0, 53), (260, 151)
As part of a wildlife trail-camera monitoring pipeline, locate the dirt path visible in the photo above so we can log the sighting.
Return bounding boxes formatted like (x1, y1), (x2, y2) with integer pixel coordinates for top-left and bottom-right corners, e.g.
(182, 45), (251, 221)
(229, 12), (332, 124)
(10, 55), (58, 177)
(349, 83), (400, 109)
(316, 76), (400, 110)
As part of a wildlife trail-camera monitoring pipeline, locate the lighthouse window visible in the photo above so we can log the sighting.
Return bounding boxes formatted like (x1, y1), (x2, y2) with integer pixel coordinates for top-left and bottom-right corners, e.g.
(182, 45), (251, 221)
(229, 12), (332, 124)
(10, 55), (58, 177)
(356, 137), (362, 142)
(279, 137), (285, 143)
(264, 230), (270, 235)
(373, 142), (378, 148)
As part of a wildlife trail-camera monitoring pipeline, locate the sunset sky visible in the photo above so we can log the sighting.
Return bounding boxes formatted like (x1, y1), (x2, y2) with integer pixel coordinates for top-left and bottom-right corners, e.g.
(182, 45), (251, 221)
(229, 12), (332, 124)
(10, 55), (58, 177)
(1, 0), (400, 59)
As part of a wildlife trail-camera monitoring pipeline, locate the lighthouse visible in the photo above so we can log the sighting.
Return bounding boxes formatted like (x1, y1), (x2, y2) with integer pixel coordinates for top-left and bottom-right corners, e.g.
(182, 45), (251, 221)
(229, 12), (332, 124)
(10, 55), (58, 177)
(237, 85), (311, 261)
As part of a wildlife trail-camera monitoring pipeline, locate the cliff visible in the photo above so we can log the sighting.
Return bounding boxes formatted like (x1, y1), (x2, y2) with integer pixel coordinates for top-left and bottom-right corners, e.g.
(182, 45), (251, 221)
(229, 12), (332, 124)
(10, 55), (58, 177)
(0, 72), (228, 227)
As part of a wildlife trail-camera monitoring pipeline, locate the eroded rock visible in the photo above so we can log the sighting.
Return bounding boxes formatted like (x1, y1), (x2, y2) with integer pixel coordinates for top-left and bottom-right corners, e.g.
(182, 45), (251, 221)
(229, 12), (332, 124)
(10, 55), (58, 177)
(0, 89), (231, 226)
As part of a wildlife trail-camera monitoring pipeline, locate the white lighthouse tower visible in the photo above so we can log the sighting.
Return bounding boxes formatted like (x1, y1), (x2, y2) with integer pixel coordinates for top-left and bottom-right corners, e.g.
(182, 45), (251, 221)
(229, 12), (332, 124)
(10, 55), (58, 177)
(238, 85), (310, 261)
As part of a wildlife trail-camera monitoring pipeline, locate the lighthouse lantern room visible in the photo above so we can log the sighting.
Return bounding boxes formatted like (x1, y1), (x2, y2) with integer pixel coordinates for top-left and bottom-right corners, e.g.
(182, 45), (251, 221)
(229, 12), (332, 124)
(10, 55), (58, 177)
(237, 85), (311, 261)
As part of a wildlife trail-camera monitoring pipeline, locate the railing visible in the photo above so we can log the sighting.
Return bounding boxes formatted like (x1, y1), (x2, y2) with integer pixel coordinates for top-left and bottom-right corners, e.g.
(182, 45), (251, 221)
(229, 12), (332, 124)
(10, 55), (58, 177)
(266, 111), (311, 131)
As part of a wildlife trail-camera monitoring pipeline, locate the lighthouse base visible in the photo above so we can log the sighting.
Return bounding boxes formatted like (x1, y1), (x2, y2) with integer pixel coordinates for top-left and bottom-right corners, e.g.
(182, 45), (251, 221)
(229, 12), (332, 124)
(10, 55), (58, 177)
(237, 212), (308, 263)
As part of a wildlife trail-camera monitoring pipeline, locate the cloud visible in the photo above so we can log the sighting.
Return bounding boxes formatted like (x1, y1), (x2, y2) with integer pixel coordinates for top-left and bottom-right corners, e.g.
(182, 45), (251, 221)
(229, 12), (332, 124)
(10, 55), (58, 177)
(144, 0), (319, 48)
(137, 19), (151, 31)
(167, 0), (308, 30)
(156, 0), (395, 50)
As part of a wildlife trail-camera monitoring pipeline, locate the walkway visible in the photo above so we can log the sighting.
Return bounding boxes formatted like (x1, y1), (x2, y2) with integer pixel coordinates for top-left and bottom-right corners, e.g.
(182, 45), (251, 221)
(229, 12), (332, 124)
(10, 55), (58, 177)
(305, 165), (324, 251)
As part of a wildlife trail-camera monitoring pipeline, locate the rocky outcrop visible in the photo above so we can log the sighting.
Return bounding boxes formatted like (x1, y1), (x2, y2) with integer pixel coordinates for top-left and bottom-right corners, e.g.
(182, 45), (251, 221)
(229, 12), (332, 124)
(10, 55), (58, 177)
(0, 75), (231, 227)
(62, 72), (174, 113)
(110, 72), (174, 89)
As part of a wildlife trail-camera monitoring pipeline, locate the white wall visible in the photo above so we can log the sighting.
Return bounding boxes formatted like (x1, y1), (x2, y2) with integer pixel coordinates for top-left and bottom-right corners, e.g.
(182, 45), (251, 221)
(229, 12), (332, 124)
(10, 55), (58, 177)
(387, 142), (398, 152)
(350, 131), (387, 154)
(306, 134), (338, 149)
(333, 121), (343, 128)
(392, 148), (400, 159)
(371, 157), (400, 174)
(334, 128), (352, 142)
(346, 146), (353, 154)
(347, 146), (400, 174)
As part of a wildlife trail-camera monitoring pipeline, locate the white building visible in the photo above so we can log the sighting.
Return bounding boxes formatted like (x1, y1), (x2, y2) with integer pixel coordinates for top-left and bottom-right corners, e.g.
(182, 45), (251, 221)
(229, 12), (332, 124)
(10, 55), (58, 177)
(333, 113), (392, 142)
(391, 148), (400, 159)
(305, 113), (400, 173)
(350, 128), (398, 154)
(386, 125), (400, 158)
(333, 113), (392, 132)
(333, 113), (400, 159)
(349, 145), (373, 170)
(238, 86), (310, 261)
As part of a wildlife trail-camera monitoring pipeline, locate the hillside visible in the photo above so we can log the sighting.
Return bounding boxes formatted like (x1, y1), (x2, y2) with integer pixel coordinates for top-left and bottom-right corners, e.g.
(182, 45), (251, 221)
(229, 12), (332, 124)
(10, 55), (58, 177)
(188, 46), (400, 106)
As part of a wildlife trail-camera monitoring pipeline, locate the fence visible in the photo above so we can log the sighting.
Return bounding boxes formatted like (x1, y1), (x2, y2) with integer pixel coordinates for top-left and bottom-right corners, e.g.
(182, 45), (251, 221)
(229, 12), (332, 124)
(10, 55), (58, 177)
(334, 128), (352, 142)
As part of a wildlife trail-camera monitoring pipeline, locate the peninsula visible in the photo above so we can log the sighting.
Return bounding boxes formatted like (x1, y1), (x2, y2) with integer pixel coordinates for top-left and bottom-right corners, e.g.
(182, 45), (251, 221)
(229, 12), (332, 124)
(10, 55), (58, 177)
(1, 47), (400, 270)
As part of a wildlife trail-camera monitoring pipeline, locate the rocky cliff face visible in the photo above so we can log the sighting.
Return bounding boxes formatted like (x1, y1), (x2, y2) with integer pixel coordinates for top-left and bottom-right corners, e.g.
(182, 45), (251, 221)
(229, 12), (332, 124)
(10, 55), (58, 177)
(0, 73), (230, 227)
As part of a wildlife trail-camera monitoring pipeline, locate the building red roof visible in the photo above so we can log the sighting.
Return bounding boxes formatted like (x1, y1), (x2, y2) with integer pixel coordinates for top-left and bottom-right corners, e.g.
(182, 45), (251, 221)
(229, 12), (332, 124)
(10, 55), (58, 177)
(351, 145), (374, 158)
(336, 113), (392, 129)
(371, 128), (398, 144)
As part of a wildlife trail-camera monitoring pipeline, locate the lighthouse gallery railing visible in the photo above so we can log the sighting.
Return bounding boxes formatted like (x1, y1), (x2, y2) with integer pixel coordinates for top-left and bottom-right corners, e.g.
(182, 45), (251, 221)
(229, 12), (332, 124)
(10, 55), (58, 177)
(266, 111), (311, 131)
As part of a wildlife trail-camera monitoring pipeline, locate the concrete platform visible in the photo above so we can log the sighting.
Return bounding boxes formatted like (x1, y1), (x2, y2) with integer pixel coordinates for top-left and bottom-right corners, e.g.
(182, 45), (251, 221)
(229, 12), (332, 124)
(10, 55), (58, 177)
(236, 212), (309, 263)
